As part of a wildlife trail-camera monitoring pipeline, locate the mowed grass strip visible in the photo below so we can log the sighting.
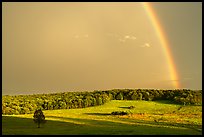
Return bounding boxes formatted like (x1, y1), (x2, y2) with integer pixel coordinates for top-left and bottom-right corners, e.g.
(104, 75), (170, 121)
(2, 100), (202, 135)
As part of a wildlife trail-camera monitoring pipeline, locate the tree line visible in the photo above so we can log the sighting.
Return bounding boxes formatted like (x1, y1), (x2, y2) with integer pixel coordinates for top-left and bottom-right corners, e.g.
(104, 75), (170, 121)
(2, 89), (202, 115)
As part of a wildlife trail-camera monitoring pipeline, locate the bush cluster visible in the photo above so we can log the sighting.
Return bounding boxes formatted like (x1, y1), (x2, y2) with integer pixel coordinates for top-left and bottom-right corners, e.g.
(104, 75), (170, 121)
(128, 106), (135, 109)
(111, 111), (129, 115)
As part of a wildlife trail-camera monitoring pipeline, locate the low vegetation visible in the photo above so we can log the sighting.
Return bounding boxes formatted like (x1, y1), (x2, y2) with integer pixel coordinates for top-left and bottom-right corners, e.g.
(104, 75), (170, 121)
(2, 89), (202, 115)
(111, 111), (129, 115)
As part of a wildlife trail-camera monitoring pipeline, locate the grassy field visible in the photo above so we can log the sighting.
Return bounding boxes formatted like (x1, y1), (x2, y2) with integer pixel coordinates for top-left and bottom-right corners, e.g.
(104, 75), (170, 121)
(2, 100), (202, 135)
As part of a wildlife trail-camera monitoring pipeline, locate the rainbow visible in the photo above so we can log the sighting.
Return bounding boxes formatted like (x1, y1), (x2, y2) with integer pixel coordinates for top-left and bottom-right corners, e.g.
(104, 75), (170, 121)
(142, 2), (180, 89)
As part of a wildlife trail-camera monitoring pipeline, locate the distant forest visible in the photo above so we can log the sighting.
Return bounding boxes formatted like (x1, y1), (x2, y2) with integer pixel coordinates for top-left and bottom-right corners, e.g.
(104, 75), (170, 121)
(2, 89), (202, 115)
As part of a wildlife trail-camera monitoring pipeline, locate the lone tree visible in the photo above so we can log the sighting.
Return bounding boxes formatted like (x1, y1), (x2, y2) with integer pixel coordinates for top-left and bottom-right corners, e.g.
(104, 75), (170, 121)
(33, 109), (46, 128)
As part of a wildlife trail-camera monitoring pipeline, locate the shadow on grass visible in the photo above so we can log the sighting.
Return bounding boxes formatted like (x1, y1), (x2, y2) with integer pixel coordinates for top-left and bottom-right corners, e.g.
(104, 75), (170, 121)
(2, 115), (202, 135)
(152, 100), (179, 105)
(118, 106), (133, 109)
(84, 112), (111, 116)
(2, 115), (82, 135)
(48, 115), (202, 134)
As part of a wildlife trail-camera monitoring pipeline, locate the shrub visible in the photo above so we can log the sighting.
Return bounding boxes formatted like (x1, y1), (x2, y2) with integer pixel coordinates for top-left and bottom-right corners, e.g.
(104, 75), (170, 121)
(111, 111), (128, 115)
(128, 106), (135, 109)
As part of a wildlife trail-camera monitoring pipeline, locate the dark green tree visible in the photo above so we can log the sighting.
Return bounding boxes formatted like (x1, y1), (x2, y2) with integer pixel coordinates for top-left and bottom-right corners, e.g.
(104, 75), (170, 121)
(96, 96), (103, 105)
(131, 93), (138, 100)
(138, 93), (143, 100)
(33, 109), (46, 128)
(116, 92), (124, 100)
(92, 97), (97, 106)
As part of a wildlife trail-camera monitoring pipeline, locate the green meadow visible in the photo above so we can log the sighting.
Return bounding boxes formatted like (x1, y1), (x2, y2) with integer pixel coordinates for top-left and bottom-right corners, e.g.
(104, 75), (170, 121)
(2, 100), (202, 135)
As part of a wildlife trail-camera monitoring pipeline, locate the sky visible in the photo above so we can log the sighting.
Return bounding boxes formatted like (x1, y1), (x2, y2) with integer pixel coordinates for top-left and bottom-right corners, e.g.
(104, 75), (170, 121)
(2, 2), (202, 95)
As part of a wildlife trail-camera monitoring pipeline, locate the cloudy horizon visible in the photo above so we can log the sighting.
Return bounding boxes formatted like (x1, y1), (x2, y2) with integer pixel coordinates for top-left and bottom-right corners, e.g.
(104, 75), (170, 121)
(2, 2), (202, 95)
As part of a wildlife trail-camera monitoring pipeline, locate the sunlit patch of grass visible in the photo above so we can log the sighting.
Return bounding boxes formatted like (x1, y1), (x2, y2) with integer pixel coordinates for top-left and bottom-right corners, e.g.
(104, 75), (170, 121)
(43, 100), (202, 127)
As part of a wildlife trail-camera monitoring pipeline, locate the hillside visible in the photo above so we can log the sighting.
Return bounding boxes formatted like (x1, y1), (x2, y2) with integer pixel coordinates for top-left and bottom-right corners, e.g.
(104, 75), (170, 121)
(2, 100), (202, 135)
(2, 89), (202, 115)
